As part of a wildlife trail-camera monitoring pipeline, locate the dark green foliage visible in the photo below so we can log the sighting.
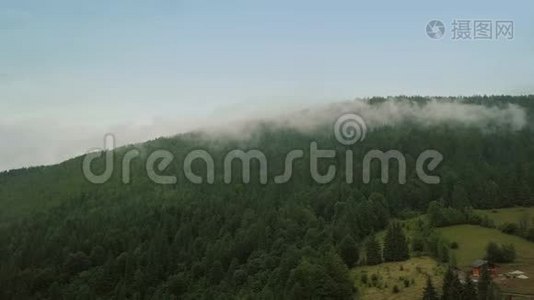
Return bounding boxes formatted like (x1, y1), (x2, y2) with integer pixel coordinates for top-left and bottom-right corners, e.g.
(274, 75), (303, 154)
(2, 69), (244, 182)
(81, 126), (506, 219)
(493, 216), (534, 244)
(480, 215), (496, 229)
(439, 243), (450, 263)
(0, 184), (371, 299)
(2, 96), (534, 297)
(441, 267), (455, 300)
(440, 267), (471, 300)
(477, 265), (493, 300)
(64, 251), (92, 276)
(286, 251), (353, 299)
(166, 273), (188, 296)
(411, 234), (425, 252)
(485, 242), (516, 263)
(499, 222), (519, 235)
(383, 221), (409, 262)
(427, 201), (479, 228)
(422, 277), (439, 300)
(360, 272), (368, 284)
(527, 228), (534, 242)
(371, 273), (379, 286)
(365, 234), (383, 265)
(90, 245), (107, 266)
(485, 242), (501, 263)
(338, 234), (359, 268)
(420, 226), (454, 263)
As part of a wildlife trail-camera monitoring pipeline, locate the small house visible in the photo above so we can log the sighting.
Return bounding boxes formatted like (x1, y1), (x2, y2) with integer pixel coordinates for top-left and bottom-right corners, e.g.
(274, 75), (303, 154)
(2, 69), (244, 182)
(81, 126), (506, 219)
(471, 259), (497, 277)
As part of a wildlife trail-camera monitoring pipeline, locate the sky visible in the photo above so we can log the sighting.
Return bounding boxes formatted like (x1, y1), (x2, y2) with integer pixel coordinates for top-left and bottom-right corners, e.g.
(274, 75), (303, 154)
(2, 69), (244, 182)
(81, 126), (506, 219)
(1, 0), (534, 171)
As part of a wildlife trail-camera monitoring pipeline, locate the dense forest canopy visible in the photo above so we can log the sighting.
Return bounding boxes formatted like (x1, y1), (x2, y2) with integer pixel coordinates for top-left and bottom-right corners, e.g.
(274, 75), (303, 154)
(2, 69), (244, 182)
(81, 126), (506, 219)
(1, 95), (534, 299)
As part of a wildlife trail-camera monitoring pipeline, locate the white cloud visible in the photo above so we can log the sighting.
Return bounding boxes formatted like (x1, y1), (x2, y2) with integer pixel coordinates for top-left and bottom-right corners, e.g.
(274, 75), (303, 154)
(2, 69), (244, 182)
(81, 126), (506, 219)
(0, 98), (527, 171)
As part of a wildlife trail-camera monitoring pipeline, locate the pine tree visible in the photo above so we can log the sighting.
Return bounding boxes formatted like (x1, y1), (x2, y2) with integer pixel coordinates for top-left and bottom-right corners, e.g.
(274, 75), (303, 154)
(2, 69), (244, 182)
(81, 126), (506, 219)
(338, 234), (359, 268)
(365, 234), (382, 265)
(384, 222), (409, 262)
(209, 261), (224, 284)
(323, 251), (354, 299)
(397, 225), (410, 260)
(290, 283), (306, 299)
(478, 265), (492, 300)
(383, 223), (395, 261)
(422, 277), (439, 300)
(441, 267), (455, 300)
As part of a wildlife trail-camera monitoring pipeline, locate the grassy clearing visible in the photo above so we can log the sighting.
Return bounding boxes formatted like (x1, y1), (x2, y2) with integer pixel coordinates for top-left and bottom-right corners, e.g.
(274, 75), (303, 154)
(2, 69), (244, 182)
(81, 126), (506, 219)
(438, 224), (534, 294)
(358, 216), (425, 258)
(475, 207), (534, 226)
(437, 225), (534, 267)
(351, 256), (444, 300)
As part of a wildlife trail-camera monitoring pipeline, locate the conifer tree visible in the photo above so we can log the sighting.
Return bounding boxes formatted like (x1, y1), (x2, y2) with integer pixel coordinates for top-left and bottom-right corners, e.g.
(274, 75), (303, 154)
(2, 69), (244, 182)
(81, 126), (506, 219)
(365, 234), (382, 265)
(384, 222), (409, 262)
(441, 267), (455, 300)
(478, 265), (492, 300)
(338, 234), (359, 268)
(422, 277), (439, 300)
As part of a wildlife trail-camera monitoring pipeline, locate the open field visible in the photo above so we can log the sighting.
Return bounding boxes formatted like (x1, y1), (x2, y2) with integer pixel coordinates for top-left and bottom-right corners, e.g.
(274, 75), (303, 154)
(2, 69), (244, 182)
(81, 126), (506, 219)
(437, 225), (534, 267)
(351, 256), (444, 300)
(438, 224), (534, 295)
(475, 207), (534, 227)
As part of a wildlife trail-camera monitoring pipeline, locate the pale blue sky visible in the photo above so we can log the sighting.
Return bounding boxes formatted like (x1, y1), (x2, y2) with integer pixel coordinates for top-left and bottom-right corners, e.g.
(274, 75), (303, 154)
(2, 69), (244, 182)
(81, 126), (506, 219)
(1, 0), (533, 170)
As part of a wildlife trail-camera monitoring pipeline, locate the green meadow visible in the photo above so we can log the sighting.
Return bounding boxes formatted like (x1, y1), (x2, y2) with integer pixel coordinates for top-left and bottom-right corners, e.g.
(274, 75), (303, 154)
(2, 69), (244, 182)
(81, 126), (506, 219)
(438, 224), (534, 294)
(352, 257), (444, 300)
(476, 207), (534, 227)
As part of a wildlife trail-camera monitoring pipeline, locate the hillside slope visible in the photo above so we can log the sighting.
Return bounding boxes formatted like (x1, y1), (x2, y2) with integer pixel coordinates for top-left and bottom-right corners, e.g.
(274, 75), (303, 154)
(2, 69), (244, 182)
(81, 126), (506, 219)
(1, 96), (534, 299)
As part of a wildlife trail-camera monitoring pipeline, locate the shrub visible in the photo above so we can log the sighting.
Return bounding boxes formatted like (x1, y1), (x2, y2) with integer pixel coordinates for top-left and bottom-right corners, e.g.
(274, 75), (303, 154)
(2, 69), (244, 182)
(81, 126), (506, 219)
(480, 216), (496, 228)
(486, 242), (516, 263)
(371, 274), (379, 286)
(501, 244), (517, 262)
(412, 236), (425, 252)
(500, 222), (519, 235)
(527, 228), (534, 242)
(450, 242), (459, 249)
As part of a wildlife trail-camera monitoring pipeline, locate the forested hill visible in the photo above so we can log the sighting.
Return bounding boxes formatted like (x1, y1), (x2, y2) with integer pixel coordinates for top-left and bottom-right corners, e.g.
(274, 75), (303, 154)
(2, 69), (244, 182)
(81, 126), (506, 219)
(1, 96), (534, 299)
